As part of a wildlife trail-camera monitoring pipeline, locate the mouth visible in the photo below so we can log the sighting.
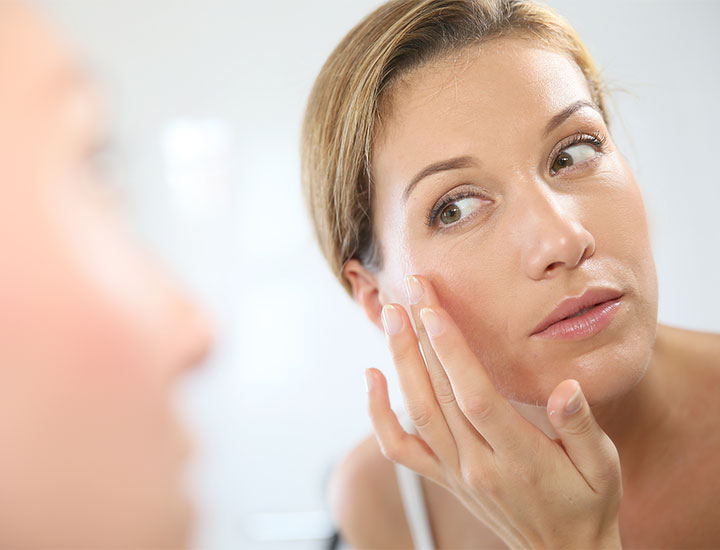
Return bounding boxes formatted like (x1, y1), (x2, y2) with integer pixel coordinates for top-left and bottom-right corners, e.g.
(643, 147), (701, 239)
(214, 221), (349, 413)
(530, 288), (624, 341)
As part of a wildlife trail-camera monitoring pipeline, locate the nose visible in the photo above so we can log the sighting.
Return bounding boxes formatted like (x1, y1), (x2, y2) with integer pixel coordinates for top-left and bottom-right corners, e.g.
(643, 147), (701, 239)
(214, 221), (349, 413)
(159, 275), (215, 377)
(174, 296), (214, 374)
(519, 188), (595, 280)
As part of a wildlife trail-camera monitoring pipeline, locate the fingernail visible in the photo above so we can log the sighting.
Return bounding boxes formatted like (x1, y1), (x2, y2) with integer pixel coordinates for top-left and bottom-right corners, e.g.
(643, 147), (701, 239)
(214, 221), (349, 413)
(365, 369), (374, 393)
(565, 384), (583, 414)
(420, 307), (443, 337)
(404, 275), (424, 305)
(381, 305), (403, 335)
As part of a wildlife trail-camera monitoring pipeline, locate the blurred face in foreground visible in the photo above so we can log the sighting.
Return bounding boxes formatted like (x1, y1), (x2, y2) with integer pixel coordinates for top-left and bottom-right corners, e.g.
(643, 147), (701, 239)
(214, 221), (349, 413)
(356, 37), (658, 406)
(0, 2), (211, 547)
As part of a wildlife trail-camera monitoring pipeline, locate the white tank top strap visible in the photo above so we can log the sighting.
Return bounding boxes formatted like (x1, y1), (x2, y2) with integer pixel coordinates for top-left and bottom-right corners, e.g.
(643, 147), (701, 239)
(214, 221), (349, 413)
(394, 413), (436, 550)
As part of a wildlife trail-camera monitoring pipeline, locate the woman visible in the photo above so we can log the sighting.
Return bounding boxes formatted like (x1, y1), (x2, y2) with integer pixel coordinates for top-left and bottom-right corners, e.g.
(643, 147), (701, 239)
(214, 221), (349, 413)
(0, 1), (211, 547)
(301, 0), (720, 548)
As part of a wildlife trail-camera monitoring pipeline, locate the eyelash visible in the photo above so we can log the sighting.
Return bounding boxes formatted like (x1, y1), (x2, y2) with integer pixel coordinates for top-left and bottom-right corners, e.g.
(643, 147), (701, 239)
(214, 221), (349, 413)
(426, 187), (483, 228)
(426, 130), (609, 228)
(549, 130), (608, 175)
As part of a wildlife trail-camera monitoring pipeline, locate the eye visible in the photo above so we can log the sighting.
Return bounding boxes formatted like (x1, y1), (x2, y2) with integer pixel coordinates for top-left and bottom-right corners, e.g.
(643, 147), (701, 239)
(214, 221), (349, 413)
(551, 143), (596, 174)
(438, 197), (484, 225)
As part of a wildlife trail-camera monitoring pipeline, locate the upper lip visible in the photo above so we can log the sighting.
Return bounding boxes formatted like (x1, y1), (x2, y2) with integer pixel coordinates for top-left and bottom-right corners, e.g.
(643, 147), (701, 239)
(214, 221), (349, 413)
(530, 287), (624, 336)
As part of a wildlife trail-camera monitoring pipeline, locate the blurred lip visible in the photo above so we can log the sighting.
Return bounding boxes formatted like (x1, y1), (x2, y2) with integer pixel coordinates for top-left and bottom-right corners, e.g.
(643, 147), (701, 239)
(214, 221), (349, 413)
(530, 287), (624, 337)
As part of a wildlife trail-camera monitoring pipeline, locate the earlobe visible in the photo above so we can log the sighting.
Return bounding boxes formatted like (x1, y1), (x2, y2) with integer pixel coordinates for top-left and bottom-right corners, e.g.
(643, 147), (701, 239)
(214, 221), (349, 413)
(343, 259), (384, 331)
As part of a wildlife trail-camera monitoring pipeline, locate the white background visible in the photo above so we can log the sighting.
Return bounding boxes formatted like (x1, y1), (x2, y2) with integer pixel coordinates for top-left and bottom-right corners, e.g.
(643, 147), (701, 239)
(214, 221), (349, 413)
(33, 1), (720, 548)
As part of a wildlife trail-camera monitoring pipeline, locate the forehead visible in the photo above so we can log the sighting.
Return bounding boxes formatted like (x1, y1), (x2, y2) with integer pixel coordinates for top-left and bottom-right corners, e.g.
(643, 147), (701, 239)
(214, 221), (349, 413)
(372, 37), (594, 182)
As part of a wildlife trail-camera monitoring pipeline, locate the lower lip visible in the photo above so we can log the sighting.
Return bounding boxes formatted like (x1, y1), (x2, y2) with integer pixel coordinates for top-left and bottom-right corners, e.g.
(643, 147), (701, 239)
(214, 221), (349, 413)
(531, 298), (623, 341)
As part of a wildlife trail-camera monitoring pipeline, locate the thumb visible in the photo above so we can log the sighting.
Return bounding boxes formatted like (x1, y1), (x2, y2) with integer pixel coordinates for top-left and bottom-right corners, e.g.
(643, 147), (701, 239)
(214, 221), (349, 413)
(547, 379), (621, 493)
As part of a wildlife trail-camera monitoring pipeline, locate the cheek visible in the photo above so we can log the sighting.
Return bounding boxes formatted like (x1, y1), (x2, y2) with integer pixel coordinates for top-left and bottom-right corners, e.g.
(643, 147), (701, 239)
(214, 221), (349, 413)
(404, 237), (523, 380)
(623, 187), (654, 266)
(587, 169), (658, 301)
(592, 182), (649, 249)
(0, 189), (190, 544)
(384, 174), (658, 404)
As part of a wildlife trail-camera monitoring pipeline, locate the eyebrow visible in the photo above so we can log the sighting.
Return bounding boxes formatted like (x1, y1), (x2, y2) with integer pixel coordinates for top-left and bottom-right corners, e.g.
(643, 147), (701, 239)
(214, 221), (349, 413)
(401, 100), (603, 202)
(402, 155), (478, 202)
(543, 100), (603, 137)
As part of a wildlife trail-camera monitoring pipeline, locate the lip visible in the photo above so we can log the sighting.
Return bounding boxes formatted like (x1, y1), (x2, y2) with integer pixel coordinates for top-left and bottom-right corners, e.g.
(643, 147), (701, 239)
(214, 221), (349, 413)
(530, 288), (624, 340)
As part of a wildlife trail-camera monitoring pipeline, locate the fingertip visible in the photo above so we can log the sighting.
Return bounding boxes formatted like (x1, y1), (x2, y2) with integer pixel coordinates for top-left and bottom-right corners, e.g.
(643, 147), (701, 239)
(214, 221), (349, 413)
(367, 367), (389, 389)
(547, 379), (582, 420)
(564, 383), (584, 415)
(419, 307), (444, 337)
(381, 304), (407, 335)
(404, 275), (424, 305)
(413, 275), (440, 304)
(366, 369), (387, 419)
(364, 368), (375, 393)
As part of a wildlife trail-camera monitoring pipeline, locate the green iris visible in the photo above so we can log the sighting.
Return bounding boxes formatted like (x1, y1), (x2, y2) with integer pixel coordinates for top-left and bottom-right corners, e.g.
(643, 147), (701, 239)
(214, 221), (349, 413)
(440, 204), (461, 224)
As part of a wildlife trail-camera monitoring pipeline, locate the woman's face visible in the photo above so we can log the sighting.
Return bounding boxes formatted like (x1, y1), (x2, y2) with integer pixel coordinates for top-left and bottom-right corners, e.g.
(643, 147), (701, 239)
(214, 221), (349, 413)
(0, 3), (211, 547)
(369, 38), (658, 406)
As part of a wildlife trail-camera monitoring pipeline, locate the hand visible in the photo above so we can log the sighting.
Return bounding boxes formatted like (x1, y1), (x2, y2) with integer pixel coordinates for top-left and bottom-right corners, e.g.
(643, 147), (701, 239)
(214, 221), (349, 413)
(366, 275), (623, 549)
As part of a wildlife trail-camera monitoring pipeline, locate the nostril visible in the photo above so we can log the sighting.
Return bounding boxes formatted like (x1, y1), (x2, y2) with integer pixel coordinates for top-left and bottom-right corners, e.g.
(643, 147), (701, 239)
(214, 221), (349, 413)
(546, 261), (564, 273)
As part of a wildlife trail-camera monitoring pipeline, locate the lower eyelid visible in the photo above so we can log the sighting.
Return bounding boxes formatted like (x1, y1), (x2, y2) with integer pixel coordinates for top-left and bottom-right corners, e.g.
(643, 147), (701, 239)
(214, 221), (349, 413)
(432, 197), (493, 230)
(554, 148), (605, 176)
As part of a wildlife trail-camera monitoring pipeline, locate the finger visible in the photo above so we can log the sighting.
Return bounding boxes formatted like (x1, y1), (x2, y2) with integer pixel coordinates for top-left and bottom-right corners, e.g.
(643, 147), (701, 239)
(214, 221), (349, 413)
(366, 368), (445, 485)
(381, 303), (460, 470)
(404, 275), (457, 404)
(404, 275), (490, 452)
(417, 304), (528, 454)
(546, 380), (621, 494)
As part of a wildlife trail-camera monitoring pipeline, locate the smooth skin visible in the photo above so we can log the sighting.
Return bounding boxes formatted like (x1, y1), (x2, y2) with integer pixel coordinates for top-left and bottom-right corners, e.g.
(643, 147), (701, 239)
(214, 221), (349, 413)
(331, 37), (720, 549)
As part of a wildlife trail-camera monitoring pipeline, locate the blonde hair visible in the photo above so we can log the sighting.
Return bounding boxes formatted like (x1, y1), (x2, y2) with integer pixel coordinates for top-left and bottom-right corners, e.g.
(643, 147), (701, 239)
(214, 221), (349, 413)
(301, 0), (607, 295)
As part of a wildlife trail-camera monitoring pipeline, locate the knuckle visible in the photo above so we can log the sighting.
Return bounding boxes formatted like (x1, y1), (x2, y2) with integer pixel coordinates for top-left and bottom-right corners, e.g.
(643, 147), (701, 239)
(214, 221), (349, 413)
(499, 452), (533, 485)
(379, 440), (402, 463)
(460, 463), (492, 493)
(430, 375), (457, 406)
(460, 463), (482, 487)
(596, 436), (622, 485)
(460, 392), (493, 422)
(404, 399), (435, 429)
(514, 461), (541, 488)
(390, 343), (416, 366)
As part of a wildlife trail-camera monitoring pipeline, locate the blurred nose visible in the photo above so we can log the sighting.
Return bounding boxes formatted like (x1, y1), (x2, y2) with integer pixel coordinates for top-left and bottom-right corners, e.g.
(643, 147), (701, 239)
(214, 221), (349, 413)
(176, 297), (214, 374)
(519, 186), (595, 280)
(162, 280), (214, 377)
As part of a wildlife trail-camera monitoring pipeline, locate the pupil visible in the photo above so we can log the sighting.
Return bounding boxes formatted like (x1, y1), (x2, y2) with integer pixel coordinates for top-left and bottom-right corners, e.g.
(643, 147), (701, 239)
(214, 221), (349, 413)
(553, 152), (573, 172)
(441, 204), (460, 224)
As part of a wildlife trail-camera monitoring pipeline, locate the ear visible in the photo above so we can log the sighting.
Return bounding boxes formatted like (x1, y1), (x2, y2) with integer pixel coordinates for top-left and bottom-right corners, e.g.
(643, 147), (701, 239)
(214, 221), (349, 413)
(343, 259), (385, 331)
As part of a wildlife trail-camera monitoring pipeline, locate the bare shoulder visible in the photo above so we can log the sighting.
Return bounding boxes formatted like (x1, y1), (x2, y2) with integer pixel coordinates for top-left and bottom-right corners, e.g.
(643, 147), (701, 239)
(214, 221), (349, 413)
(328, 433), (509, 549)
(655, 324), (720, 426)
(327, 433), (413, 549)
